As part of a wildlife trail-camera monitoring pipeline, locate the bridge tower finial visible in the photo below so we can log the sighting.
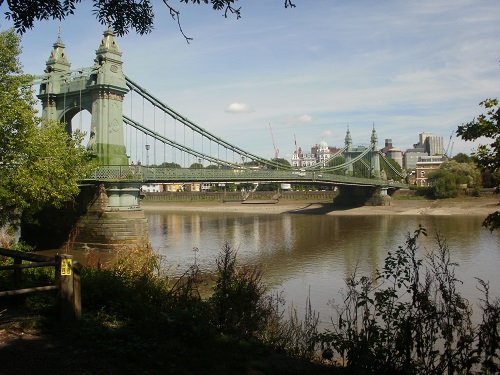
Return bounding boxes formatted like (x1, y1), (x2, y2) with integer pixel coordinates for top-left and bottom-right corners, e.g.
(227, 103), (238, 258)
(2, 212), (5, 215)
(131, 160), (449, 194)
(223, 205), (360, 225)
(370, 123), (381, 179)
(344, 124), (352, 150)
(371, 123), (378, 147)
(45, 29), (70, 73)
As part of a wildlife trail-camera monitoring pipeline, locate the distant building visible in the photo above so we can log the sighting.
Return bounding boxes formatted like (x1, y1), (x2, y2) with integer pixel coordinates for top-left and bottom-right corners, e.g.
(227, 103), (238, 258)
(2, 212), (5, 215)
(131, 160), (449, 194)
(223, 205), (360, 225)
(415, 156), (446, 187)
(425, 135), (444, 156)
(387, 148), (403, 168)
(416, 133), (444, 156)
(403, 148), (427, 170)
(141, 183), (161, 193)
(381, 139), (403, 168)
(380, 139), (394, 155)
(292, 141), (340, 168)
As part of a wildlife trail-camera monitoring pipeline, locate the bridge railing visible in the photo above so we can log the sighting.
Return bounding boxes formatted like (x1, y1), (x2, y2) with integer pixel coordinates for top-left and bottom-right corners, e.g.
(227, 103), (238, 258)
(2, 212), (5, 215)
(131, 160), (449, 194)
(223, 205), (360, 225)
(85, 166), (407, 188)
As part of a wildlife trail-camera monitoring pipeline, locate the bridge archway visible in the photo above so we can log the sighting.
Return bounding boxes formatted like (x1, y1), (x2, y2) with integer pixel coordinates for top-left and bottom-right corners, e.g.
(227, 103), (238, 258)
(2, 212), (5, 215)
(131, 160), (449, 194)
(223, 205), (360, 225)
(66, 109), (93, 146)
(37, 28), (129, 165)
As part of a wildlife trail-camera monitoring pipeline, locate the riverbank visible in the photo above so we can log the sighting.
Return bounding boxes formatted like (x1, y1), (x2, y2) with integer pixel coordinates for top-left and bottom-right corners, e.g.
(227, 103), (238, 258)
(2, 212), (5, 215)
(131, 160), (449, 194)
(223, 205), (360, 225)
(141, 196), (499, 217)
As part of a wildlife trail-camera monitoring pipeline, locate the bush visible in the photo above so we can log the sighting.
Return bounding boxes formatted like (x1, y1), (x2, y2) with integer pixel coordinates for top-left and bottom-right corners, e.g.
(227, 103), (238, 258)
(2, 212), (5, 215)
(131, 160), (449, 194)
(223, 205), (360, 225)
(80, 248), (171, 322)
(428, 169), (461, 198)
(317, 226), (500, 374)
(209, 244), (272, 339)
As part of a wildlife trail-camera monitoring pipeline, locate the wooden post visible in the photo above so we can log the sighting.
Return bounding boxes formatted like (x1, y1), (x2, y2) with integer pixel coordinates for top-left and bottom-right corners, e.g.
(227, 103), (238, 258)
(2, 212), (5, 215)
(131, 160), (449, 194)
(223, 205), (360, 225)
(73, 262), (82, 320)
(13, 257), (22, 287)
(55, 254), (80, 325)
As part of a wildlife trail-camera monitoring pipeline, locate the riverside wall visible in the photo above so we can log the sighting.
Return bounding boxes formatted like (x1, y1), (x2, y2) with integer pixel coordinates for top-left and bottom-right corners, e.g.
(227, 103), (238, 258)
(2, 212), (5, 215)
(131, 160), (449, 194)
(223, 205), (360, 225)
(142, 190), (339, 202)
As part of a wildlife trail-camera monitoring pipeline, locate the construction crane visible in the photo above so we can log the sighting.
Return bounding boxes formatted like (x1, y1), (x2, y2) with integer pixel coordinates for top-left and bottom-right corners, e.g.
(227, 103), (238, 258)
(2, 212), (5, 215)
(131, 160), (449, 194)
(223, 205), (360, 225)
(444, 130), (453, 158)
(269, 123), (279, 159)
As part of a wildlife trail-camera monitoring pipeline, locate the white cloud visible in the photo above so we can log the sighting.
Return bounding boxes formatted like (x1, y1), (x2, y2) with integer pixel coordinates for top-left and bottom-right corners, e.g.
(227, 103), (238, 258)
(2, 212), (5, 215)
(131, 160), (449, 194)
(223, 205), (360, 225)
(298, 114), (313, 123)
(225, 102), (253, 114)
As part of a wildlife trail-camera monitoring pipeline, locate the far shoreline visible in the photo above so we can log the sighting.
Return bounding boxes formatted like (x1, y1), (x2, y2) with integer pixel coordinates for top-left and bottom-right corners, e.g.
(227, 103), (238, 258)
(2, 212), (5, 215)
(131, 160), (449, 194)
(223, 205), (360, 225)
(140, 196), (499, 217)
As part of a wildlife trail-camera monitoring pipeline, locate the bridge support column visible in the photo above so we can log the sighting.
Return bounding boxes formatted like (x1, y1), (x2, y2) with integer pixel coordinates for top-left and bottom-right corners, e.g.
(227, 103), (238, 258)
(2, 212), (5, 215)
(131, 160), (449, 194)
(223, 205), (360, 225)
(68, 183), (149, 252)
(20, 183), (150, 253)
(333, 185), (391, 207)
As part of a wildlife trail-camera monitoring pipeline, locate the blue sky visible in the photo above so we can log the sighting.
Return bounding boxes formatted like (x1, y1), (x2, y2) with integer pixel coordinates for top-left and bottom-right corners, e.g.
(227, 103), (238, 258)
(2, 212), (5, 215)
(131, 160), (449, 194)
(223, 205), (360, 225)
(2, 0), (499, 161)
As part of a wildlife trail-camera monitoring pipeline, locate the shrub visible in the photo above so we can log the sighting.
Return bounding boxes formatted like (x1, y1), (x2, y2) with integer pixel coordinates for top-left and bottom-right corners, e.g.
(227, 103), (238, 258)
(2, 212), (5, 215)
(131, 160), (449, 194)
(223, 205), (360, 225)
(317, 226), (500, 374)
(428, 169), (461, 198)
(209, 244), (270, 339)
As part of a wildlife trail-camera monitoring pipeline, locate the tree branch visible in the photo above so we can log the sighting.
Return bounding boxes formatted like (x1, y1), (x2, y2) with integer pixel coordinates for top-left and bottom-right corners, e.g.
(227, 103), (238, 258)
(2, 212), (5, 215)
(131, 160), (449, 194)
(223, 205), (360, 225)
(163, 0), (193, 44)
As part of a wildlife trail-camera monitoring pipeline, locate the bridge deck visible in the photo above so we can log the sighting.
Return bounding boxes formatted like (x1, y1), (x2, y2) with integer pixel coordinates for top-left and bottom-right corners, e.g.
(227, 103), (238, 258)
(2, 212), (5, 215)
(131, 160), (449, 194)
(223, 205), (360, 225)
(85, 166), (407, 188)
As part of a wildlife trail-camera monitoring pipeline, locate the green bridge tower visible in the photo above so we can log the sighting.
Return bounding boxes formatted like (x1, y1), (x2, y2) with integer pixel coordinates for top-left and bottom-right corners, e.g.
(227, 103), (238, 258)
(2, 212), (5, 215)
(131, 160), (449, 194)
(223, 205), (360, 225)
(38, 27), (128, 166)
(29, 28), (149, 252)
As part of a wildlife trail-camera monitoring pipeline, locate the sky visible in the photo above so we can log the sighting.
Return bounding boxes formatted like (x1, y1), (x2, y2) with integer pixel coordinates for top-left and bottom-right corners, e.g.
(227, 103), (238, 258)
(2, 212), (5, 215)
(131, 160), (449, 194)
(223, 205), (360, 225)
(2, 0), (499, 162)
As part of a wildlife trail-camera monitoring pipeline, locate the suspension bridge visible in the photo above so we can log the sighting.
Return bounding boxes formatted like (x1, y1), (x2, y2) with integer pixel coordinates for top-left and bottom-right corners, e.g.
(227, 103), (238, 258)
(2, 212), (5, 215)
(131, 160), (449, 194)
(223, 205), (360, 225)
(35, 28), (405, 195)
(25, 28), (409, 250)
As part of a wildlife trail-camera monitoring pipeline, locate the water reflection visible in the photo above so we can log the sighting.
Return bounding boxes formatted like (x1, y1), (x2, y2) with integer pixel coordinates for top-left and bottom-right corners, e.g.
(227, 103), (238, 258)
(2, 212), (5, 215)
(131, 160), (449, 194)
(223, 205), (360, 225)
(147, 210), (500, 323)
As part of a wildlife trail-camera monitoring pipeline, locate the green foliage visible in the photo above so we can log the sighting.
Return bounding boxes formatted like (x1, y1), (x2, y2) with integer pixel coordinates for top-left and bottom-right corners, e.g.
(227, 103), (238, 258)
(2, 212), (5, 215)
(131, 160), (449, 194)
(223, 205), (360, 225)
(458, 98), (500, 230)
(3, 1), (295, 37)
(427, 169), (461, 198)
(159, 161), (181, 168)
(188, 162), (203, 169)
(209, 244), (271, 339)
(271, 157), (291, 169)
(81, 250), (172, 321)
(428, 160), (482, 198)
(457, 99), (500, 173)
(452, 152), (474, 164)
(441, 159), (481, 187)
(205, 164), (219, 169)
(317, 227), (500, 374)
(381, 156), (403, 181)
(328, 155), (348, 175)
(0, 29), (94, 228)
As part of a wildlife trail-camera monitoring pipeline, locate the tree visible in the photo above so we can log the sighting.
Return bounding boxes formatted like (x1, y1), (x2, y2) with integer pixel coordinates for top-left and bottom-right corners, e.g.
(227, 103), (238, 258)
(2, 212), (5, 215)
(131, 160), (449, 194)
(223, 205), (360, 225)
(159, 161), (181, 168)
(427, 169), (461, 198)
(189, 162), (204, 169)
(457, 98), (500, 231)
(440, 160), (481, 189)
(270, 158), (291, 170)
(328, 155), (347, 175)
(0, 28), (93, 228)
(452, 152), (473, 164)
(381, 156), (403, 181)
(2, 0), (296, 41)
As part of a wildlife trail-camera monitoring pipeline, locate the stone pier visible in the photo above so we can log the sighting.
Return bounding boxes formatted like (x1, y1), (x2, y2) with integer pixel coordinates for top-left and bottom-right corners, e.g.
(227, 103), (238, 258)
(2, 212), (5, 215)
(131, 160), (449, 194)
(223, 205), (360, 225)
(333, 185), (393, 207)
(67, 183), (150, 252)
(20, 183), (150, 252)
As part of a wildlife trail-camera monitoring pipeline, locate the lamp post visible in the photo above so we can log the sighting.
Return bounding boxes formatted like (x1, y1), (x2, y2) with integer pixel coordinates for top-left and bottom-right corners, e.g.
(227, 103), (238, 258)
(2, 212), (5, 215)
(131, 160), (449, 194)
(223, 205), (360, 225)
(145, 144), (150, 166)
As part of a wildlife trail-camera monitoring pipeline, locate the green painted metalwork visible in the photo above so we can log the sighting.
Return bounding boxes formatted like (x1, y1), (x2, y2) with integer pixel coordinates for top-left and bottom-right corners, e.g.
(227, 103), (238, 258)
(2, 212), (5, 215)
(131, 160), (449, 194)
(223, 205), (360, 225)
(37, 27), (128, 165)
(125, 76), (289, 170)
(32, 29), (407, 191)
(84, 166), (406, 189)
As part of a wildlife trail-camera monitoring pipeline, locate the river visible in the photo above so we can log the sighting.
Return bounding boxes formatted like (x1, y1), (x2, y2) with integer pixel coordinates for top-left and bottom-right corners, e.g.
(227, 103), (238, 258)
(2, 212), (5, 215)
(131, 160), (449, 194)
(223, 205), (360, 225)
(145, 207), (500, 326)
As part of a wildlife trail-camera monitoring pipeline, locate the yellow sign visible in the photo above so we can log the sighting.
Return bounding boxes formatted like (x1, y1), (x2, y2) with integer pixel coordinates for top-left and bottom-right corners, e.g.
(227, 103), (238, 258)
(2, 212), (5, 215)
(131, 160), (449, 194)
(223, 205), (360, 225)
(61, 259), (72, 276)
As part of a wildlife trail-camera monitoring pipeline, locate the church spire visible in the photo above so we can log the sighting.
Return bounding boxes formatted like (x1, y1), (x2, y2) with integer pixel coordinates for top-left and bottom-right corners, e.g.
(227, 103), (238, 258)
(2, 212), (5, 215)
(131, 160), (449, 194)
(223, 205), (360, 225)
(45, 28), (70, 73)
